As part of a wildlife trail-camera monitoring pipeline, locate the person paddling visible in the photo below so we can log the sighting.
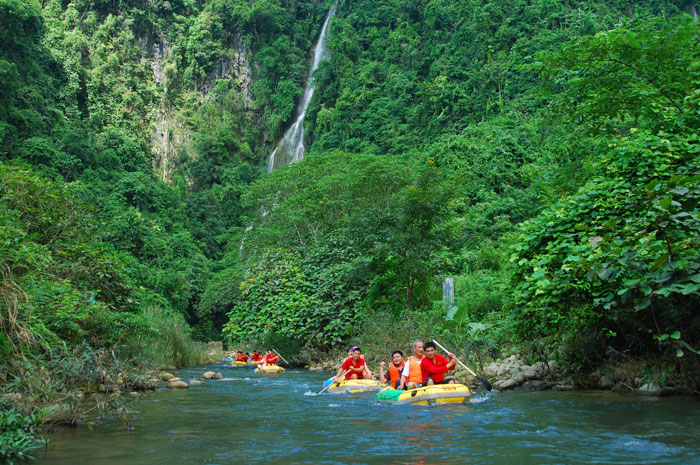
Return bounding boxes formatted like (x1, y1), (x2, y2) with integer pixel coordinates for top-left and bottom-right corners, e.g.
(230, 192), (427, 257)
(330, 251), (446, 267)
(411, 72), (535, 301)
(379, 350), (405, 389)
(333, 347), (373, 381)
(420, 341), (457, 386)
(236, 351), (249, 362)
(398, 340), (425, 390)
(261, 348), (280, 366)
(251, 351), (262, 362)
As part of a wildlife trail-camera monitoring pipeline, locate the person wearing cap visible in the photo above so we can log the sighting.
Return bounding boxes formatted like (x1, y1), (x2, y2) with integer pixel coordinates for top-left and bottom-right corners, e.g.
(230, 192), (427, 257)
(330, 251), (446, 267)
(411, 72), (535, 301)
(420, 341), (457, 385)
(379, 350), (405, 388)
(345, 345), (365, 361)
(333, 347), (373, 381)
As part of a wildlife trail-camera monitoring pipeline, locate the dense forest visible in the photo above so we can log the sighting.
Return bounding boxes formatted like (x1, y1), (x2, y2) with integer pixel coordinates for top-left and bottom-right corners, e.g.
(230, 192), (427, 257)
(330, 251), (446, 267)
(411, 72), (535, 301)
(1, 0), (699, 460)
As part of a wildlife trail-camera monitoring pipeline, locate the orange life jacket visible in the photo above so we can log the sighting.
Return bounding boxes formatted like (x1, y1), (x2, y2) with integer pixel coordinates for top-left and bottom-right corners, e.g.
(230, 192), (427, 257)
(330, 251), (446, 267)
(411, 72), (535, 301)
(405, 355), (423, 383)
(388, 362), (405, 385)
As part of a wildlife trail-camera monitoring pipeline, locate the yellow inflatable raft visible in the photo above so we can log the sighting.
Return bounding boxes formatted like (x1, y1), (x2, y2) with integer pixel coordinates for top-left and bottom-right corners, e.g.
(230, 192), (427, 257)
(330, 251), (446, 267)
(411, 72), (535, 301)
(231, 360), (250, 366)
(254, 365), (285, 374)
(328, 378), (385, 394)
(375, 383), (472, 406)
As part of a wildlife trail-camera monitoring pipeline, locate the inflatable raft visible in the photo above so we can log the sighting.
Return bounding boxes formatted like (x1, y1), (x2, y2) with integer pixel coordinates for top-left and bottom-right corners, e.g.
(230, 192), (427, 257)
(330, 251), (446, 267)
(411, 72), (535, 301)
(231, 360), (250, 367)
(328, 378), (385, 394)
(255, 365), (285, 374)
(375, 383), (472, 406)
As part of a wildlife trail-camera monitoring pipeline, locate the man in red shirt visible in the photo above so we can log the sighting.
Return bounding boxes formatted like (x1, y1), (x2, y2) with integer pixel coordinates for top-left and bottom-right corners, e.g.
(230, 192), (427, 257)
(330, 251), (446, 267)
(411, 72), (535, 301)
(261, 349), (280, 366)
(420, 341), (457, 385)
(251, 351), (262, 362)
(333, 347), (373, 381)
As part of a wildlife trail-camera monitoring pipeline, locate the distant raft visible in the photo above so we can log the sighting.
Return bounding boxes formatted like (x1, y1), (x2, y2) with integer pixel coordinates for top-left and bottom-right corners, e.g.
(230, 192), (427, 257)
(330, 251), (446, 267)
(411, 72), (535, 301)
(375, 383), (472, 406)
(255, 365), (285, 374)
(231, 360), (250, 367)
(328, 378), (385, 394)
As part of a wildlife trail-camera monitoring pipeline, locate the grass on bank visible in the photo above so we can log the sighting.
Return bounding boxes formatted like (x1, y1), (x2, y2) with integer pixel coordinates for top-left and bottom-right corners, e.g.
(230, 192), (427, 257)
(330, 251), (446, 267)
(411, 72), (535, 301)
(0, 306), (211, 463)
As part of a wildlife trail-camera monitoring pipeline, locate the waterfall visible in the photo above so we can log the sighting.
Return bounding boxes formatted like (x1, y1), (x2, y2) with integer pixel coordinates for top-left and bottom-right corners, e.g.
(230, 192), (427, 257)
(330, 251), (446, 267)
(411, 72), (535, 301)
(443, 277), (454, 309)
(267, 3), (337, 172)
(693, 4), (698, 21)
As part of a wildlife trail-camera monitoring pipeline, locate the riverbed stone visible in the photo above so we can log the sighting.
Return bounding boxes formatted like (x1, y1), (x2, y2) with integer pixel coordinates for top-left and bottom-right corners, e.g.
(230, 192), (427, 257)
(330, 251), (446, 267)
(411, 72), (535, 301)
(168, 380), (189, 389)
(521, 366), (537, 380)
(160, 372), (175, 382)
(202, 371), (216, 379)
(638, 382), (661, 395)
(189, 379), (204, 386)
(599, 375), (615, 389)
(212, 373), (224, 379)
(552, 384), (575, 391)
(494, 378), (521, 391)
(168, 377), (182, 382)
(527, 380), (553, 391)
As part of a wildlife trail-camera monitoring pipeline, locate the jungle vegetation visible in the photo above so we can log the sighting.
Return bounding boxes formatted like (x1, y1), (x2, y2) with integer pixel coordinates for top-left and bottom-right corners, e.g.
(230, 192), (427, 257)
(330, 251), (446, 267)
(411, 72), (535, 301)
(1, 0), (698, 460)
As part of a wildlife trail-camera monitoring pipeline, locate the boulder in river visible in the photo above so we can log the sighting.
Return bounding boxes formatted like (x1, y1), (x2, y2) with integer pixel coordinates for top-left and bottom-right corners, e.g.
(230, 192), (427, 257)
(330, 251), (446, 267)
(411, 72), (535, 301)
(201, 371), (216, 379)
(168, 380), (189, 389)
(189, 379), (204, 386)
(160, 372), (175, 382)
(213, 373), (224, 379)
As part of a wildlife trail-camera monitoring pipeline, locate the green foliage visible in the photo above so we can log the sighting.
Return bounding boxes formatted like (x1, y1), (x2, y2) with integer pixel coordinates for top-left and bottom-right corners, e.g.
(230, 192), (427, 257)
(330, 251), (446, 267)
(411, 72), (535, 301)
(129, 306), (212, 368)
(509, 17), (700, 364)
(223, 248), (358, 346)
(534, 16), (700, 135)
(0, 404), (46, 464)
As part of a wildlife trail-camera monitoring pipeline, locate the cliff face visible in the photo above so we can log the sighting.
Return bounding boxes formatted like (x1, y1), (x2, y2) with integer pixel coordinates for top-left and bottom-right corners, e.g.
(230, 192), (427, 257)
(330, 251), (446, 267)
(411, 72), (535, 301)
(148, 31), (255, 184)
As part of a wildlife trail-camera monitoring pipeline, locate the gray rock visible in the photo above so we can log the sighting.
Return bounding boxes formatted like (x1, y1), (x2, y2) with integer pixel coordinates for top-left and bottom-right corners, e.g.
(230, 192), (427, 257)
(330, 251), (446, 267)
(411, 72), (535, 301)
(599, 375), (615, 389)
(638, 382), (661, 395)
(552, 384), (575, 391)
(527, 380), (553, 391)
(168, 377), (182, 382)
(160, 372), (175, 382)
(212, 373), (224, 379)
(189, 379), (204, 386)
(201, 371), (216, 379)
(521, 366), (537, 380)
(494, 378), (522, 391)
(168, 380), (189, 389)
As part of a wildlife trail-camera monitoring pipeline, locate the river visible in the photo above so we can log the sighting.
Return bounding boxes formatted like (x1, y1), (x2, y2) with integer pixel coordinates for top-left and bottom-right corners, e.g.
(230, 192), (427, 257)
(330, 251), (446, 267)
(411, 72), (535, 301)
(35, 362), (700, 464)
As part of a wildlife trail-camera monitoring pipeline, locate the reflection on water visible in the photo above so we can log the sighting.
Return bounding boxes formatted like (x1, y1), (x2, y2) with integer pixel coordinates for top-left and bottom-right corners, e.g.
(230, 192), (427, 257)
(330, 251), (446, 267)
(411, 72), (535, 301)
(35, 363), (700, 465)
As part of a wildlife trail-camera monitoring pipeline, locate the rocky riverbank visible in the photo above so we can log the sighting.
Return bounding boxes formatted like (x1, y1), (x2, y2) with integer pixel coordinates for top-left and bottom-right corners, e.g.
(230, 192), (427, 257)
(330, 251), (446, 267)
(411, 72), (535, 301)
(306, 353), (677, 396)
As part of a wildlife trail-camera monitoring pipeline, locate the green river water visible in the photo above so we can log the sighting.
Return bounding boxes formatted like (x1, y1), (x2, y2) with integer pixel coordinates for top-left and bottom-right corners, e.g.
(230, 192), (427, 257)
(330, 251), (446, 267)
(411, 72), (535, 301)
(34, 362), (700, 465)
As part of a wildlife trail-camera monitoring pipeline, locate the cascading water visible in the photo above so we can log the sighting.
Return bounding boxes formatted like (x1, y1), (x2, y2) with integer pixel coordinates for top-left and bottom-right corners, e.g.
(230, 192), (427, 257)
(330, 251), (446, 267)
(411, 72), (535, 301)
(693, 4), (698, 21)
(267, 3), (337, 172)
(240, 4), (337, 255)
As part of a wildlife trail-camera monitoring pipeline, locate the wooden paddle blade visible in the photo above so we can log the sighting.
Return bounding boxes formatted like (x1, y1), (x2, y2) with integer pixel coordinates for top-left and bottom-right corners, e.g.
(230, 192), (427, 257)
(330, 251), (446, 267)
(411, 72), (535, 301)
(478, 375), (492, 391)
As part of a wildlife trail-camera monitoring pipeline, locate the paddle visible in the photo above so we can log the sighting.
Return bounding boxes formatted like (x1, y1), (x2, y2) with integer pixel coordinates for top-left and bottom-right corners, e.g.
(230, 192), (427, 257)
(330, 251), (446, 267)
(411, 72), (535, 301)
(432, 339), (492, 391)
(316, 369), (350, 395)
(273, 349), (291, 366)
